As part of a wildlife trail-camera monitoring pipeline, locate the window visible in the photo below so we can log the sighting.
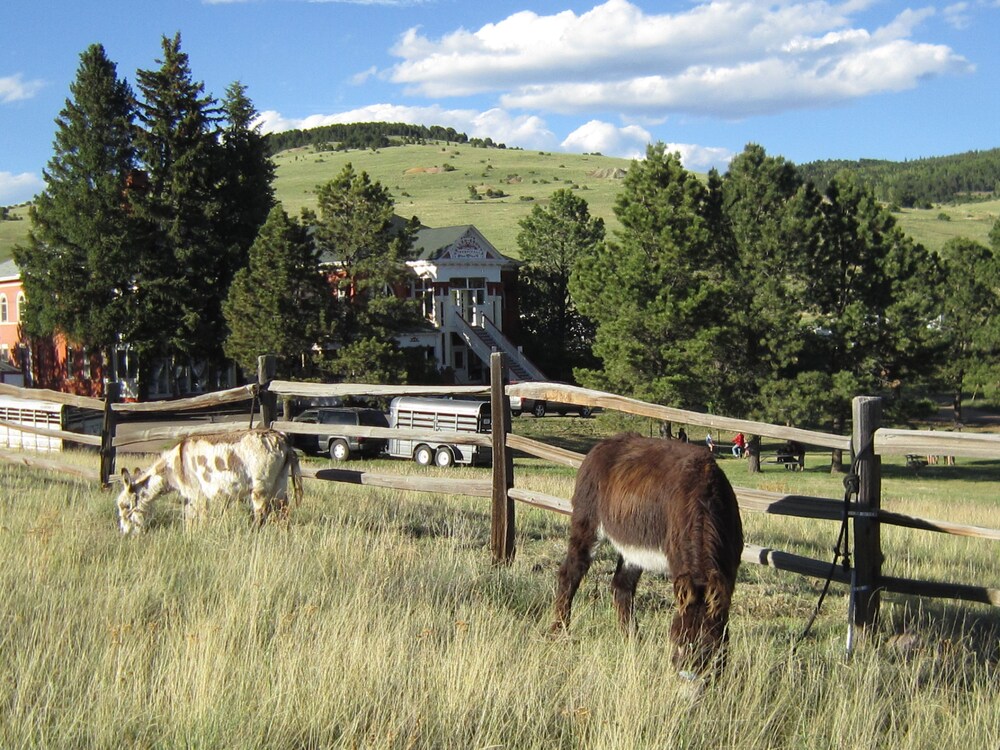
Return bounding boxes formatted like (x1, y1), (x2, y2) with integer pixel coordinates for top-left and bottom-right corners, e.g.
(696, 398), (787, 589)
(16, 293), (25, 323)
(0, 295), (7, 323)
(66, 346), (75, 380)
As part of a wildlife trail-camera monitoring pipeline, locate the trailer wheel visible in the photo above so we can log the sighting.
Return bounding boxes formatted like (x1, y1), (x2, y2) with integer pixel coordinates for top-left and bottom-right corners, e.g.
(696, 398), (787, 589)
(434, 446), (455, 468)
(414, 444), (434, 466)
(579, 406), (592, 418)
(532, 401), (547, 418)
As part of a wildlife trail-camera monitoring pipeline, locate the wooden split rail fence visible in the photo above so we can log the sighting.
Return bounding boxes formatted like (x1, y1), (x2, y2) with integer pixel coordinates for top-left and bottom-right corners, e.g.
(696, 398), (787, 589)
(1, 354), (998, 632)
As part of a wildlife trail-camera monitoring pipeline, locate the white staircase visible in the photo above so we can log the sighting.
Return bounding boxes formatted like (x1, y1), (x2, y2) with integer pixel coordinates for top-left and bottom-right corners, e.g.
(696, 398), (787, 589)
(453, 315), (545, 382)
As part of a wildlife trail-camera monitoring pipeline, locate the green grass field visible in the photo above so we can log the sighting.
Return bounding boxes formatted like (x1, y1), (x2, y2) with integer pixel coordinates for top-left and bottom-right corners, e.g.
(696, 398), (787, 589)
(1, 416), (997, 748)
(3, 143), (997, 262)
(0, 204), (30, 262)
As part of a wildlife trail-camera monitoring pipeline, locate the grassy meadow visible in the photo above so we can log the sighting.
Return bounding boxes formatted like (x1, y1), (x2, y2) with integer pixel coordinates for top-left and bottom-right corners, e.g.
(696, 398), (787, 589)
(2, 415), (998, 749)
(271, 142), (630, 256)
(3, 143), (998, 261)
(0, 204), (30, 261)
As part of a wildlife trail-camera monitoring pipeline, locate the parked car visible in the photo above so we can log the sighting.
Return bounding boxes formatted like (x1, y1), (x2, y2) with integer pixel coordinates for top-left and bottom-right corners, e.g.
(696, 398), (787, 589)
(291, 407), (389, 461)
(509, 395), (593, 418)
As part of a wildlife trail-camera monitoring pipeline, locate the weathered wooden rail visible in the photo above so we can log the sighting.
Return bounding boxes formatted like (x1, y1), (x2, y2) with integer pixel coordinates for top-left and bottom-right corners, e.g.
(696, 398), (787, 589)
(0, 354), (997, 629)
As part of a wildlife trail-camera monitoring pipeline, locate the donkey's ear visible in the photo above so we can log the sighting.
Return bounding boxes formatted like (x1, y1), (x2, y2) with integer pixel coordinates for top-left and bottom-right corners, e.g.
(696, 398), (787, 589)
(120, 468), (132, 486)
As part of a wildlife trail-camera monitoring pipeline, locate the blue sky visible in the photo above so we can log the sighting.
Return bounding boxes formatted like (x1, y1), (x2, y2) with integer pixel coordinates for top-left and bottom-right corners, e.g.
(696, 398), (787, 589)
(2, 0), (998, 205)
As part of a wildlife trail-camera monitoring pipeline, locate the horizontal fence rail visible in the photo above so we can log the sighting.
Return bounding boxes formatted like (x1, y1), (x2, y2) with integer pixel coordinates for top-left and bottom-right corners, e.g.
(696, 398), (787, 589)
(112, 421), (254, 449)
(112, 384), (258, 413)
(0, 382), (104, 411)
(268, 381), (490, 399)
(0, 417), (102, 448)
(272, 420), (493, 448)
(875, 428), (1000, 460)
(300, 466), (492, 498)
(507, 382), (853, 451)
(0, 447), (100, 482)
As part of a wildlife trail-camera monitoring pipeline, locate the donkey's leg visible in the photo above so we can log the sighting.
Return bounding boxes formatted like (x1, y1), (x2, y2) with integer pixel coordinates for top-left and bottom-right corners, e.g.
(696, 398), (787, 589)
(611, 555), (643, 636)
(250, 488), (269, 528)
(551, 517), (598, 633)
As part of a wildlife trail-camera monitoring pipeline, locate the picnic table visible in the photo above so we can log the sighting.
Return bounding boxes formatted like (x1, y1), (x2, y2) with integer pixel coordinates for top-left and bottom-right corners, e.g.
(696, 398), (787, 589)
(763, 447), (805, 470)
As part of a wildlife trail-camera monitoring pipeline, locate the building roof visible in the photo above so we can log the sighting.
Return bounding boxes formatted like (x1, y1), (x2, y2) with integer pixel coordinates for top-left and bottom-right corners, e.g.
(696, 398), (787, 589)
(318, 221), (515, 268)
(409, 225), (514, 265)
(0, 258), (19, 282)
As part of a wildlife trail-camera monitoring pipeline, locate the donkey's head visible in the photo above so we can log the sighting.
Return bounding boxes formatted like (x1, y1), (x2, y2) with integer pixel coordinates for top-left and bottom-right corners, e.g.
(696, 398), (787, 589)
(671, 571), (733, 677)
(116, 467), (157, 535)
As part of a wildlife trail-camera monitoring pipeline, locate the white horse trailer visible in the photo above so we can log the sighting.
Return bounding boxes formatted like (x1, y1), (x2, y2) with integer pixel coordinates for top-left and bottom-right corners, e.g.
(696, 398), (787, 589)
(388, 397), (492, 468)
(0, 396), (101, 452)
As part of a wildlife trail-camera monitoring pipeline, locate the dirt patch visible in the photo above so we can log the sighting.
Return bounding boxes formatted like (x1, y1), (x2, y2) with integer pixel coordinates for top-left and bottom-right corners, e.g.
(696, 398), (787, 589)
(587, 167), (627, 179)
(403, 167), (444, 175)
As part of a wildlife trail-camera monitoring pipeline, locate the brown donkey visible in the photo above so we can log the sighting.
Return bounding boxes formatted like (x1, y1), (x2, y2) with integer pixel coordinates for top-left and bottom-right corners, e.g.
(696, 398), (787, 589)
(552, 433), (744, 675)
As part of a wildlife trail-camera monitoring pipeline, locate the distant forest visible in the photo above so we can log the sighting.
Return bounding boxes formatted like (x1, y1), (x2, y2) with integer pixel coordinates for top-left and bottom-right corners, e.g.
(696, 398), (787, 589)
(799, 148), (1000, 208)
(265, 122), (507, 154)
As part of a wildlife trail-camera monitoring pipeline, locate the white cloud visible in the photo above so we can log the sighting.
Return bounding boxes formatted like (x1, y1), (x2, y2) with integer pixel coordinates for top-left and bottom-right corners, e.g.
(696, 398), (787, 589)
(943, 2), (972, 29)
(0, 74), (45, 104)
(661, 143), (735, 173)
(387, 0), (971, 119)
(350, 66), (379, 86)
(561, 120), (651, 159)
(0, 171), (42, 205)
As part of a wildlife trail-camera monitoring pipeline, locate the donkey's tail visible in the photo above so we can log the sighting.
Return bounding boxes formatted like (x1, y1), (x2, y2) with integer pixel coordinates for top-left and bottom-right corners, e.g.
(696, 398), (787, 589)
(286, 447), (304, 507)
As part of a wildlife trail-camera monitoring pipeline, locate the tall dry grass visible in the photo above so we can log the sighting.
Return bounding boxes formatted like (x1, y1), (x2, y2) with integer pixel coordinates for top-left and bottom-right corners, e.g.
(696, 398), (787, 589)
(1, 448), (997, 749)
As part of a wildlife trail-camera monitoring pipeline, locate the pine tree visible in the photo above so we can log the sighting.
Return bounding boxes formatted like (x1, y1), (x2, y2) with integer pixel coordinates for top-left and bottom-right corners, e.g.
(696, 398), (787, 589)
(931, 238), (1000, 423)
(134, 33), (225, 363)
(717, 144), (815, 418)
(217, 81), (275, 267)
(515, 188), (603, 381)
(223, 207), (332, 378)
(570, 143), (722, 406)
(798, 172), (940, 436)
(14, 43), (152, 373)
(312, 164), (421, 381)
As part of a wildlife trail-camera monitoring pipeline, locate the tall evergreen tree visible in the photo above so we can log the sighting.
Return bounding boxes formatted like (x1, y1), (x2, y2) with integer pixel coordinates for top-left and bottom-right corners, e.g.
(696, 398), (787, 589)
(933, 238), (1000, 423)
(134, 32), (224, 364)
(223, 207), (332, 378)
(570, 143), (722, 406)
(515, 188), (603, 382)
(14, 44), (152, 374)
(217, 81), (275, 263)
(717, 144), (815, 419)
(312, 164), (422, 381)
(799, 172), (940, 437)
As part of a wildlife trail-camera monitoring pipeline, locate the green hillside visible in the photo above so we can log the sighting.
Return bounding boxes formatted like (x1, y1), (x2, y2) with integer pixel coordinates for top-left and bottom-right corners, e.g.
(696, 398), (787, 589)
(0, 205), (30, 262)
(273, 142), (629, 258)
(3, 142), (998, 262)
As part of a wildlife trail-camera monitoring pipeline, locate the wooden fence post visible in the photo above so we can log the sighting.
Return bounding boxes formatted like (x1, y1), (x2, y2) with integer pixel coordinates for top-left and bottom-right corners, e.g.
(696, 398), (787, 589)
(257, 355), (277, 428)
(99, 380), (120, 488)
(851, 396), (883, 630)
(490, 352), (515, 564)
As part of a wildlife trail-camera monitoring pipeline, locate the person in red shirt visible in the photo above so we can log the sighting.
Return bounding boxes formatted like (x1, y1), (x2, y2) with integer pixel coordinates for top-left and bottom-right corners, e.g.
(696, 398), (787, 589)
(732, 432), (746, 458)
